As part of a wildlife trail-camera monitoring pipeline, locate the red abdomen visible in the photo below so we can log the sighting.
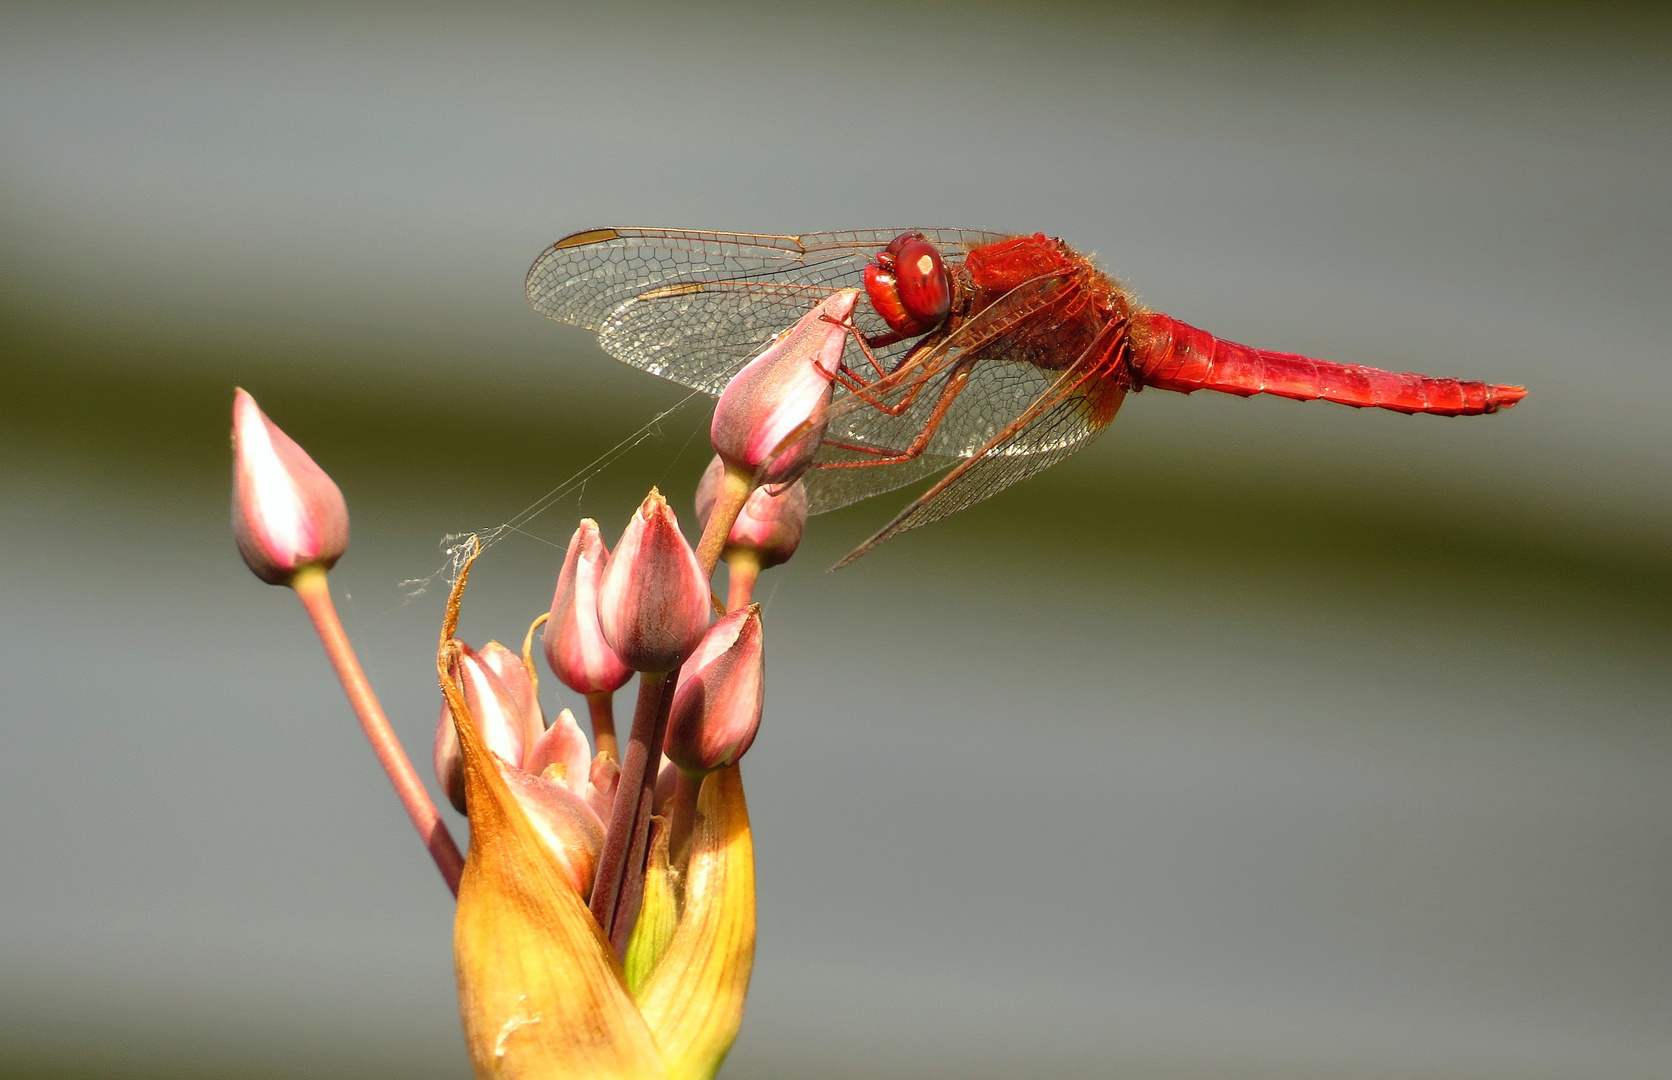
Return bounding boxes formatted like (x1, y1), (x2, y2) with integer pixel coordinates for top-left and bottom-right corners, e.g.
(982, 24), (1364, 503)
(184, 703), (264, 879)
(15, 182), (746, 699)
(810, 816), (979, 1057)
(1131, 313), (1527, 416)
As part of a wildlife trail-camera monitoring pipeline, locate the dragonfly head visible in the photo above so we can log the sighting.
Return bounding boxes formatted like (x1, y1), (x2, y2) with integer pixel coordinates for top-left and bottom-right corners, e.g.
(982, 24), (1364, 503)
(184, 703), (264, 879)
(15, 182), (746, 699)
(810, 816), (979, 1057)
(863, 232), (952, 337)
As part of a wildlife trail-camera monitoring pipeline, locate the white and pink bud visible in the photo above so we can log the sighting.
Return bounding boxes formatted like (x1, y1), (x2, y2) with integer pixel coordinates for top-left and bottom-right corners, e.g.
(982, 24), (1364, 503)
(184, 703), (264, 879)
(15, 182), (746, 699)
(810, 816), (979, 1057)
(477, 640), (544, 749)
(230, 388), (349, 586)
(545, 520), (633, 695)
(597, 489), (710, 673)
(695, 455), (808, 570)
(498, 764), (605, 896)
(524, 707), (592, 792)
(710, 289), (857, 485)
(442, 643), (532, 773)
(665, 606), (765, 775)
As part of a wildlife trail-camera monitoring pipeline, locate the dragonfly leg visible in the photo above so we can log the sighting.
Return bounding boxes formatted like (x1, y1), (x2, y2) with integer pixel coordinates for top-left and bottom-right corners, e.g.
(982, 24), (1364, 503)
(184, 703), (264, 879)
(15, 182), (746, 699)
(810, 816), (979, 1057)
(834, 348), (945, 417)
(824, 314), (900, 379)
(832, 314), (951, 384)
(819, 438), (896, 458)
(818, 360), (976, 470)
(833, 367), (871, 393)
(844, 321), (895, 379)
(761, 357), (945, 473)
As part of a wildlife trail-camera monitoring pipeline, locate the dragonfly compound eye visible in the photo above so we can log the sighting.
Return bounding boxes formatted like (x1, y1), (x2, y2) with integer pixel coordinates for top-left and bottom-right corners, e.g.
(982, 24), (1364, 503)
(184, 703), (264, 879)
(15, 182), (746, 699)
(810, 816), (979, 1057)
(883, 230), (927, 260)
(890, 239), (951, 329)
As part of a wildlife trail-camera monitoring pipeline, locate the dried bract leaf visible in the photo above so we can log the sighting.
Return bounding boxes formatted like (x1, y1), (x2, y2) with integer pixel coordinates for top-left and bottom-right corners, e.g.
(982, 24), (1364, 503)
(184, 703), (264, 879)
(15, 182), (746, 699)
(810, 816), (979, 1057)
(448, 649), (667, 1080)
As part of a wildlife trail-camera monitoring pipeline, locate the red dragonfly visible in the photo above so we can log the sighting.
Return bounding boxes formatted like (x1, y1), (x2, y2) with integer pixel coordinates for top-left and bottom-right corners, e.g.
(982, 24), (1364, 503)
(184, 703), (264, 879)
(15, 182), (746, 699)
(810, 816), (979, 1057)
(527, 228), (1525, 565)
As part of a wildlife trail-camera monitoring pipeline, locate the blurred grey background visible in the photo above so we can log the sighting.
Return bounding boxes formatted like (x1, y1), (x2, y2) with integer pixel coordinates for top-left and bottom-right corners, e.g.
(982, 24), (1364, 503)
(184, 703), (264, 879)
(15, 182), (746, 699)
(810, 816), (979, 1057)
(1, 2), (1668, 1077)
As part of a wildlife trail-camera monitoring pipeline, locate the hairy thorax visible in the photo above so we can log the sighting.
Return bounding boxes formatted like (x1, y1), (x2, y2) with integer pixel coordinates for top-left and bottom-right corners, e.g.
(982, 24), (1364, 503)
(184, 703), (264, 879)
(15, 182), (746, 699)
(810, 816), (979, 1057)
(958, 233), (1132, 372)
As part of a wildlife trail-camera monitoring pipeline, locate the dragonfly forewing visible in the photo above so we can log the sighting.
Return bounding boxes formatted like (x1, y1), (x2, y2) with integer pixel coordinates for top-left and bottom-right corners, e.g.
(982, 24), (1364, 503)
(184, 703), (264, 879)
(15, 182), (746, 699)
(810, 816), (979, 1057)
(526, 228), (1010, 393)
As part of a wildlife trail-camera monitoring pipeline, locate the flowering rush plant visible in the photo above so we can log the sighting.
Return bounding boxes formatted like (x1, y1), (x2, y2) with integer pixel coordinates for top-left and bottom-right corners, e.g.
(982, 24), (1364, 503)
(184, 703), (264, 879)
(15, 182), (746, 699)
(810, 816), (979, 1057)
(230, 298), (840, 1078)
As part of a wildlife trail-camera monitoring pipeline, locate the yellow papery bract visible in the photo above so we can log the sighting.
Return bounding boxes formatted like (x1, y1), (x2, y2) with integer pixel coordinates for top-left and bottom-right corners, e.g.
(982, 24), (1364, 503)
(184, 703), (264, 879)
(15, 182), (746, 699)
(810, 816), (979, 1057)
(451, 661), (667, 1080)
(635, 766), (756, 1080)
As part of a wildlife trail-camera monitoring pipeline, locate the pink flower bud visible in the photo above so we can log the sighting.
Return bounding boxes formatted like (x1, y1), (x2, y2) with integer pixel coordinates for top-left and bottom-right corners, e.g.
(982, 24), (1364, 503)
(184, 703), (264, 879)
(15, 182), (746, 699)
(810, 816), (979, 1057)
(597, 489), (710, 673)
(524, 707), (592, 793)
(478, 640), (544, 750)
(695, 455), (808, 569)
(665, 606), (764, 774)
(545, 520), (633, 695)
(443, 643), (530, 771)
(230, 388), (349, 585)
(711, 289), (858, 485)
(499, 764), (604, 896)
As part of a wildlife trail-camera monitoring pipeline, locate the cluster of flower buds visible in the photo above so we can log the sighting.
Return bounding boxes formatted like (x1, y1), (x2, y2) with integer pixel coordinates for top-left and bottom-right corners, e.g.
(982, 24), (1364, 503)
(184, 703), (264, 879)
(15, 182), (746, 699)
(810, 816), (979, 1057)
(432, 640), (617, 895)
(436, 487), (773, 1080)
(232, 284), (857, 1080)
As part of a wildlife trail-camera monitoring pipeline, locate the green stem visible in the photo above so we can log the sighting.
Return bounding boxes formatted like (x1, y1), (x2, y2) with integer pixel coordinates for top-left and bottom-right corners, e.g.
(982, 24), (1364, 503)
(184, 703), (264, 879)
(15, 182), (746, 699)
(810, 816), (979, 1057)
(665, 767), (703, 873)
(725, 548), (761, 613)
(693, 461), (754, 583)
(586, 691), (619, 761)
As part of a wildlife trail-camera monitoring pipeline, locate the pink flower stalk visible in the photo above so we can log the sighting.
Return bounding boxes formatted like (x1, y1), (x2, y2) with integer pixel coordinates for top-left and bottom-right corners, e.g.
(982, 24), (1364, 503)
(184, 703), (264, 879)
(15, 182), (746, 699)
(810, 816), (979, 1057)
(597, 489), (710, 673)
(665, 606), (765, 775)
(710, 289), (858, 486)
(590, 490), (713, 950)
(695, 455), (808, 570)
(231, 388), (349, 586)
(545, 520), (633, 695)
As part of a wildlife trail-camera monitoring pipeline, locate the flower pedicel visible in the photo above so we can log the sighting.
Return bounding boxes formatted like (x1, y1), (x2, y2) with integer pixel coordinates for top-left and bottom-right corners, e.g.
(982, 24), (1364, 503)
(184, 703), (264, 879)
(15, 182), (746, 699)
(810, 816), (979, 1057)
(695, 454), (807, 611)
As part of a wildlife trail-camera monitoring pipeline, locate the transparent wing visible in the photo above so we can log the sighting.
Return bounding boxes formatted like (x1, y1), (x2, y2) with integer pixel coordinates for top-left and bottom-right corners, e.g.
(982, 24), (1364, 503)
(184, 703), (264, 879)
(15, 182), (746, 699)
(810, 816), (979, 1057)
(832, 325), (1131, 567)
(802, 448), (959, 515)
(804, 274), (1100, 512)
(802, 357), (1066, 514)
(526, 227), (1011, 395)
